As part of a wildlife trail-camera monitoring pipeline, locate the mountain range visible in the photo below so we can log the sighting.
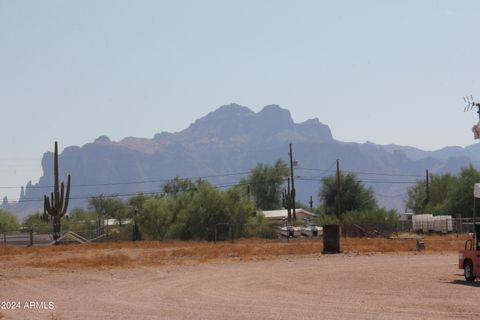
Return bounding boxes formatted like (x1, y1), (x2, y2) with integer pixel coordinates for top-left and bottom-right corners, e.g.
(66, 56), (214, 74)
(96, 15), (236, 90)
(4, 104), (480, 219)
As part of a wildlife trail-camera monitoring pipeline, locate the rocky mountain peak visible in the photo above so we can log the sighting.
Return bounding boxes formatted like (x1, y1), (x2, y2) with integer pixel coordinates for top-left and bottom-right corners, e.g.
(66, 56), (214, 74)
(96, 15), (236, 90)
(94, 136), (112, 144)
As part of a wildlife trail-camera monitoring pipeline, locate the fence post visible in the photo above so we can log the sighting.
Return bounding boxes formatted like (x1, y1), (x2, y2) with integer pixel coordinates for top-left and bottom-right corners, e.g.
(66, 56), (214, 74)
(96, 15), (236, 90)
(29, 228), (34, 247)
(3, 230), (6, 246)
(456, 213), (462, 235)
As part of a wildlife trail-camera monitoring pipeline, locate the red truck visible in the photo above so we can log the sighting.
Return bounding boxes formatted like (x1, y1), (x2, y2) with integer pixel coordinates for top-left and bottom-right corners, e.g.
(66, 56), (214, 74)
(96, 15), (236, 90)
(459, 183), (480, 282)
(459, 224), (480, 282)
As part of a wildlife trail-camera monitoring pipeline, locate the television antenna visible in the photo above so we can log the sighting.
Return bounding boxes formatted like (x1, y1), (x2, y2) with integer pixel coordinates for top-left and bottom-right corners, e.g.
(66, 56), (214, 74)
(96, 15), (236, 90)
(464, 95), (480, 139)
(464, 95), (480, 113)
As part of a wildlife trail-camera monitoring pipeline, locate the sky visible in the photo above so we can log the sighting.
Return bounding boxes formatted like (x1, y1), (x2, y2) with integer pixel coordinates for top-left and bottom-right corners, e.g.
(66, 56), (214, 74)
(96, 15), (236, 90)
(1, 0), (480, 201)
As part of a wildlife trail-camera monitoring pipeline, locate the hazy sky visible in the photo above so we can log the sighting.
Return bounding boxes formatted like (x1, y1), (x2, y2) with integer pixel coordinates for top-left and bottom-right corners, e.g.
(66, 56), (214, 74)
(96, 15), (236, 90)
(1, 0), (480, 200)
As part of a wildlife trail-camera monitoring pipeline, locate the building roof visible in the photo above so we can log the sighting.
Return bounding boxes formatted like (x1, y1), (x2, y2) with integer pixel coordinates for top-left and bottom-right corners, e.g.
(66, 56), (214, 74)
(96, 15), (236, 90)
(260, 209), (315, 219)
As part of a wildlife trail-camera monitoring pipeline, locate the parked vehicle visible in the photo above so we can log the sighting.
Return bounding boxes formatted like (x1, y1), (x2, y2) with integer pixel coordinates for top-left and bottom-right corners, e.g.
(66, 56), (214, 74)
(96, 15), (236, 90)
(459, 183), (480, 281)
(301, 224), (322, 237)
(277, 224), (295, 238)
(459, 224), (480, 281)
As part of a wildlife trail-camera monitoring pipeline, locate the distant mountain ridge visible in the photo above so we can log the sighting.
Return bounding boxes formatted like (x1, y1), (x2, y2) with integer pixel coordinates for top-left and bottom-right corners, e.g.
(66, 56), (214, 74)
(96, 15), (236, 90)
(5, 104), (480, 218)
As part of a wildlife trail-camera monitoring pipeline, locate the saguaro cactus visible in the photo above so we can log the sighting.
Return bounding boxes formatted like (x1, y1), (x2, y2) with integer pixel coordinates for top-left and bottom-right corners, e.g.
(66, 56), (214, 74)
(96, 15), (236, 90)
(43, 141), (71, 241)
(282, 189), (292, 223)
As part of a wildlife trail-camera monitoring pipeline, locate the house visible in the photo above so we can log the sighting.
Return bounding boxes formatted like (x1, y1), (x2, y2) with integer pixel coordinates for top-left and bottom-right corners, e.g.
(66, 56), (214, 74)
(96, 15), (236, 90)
(103, 218), (132, 226)
(260, 209), (316, 221)
(398, 212), (414, 222)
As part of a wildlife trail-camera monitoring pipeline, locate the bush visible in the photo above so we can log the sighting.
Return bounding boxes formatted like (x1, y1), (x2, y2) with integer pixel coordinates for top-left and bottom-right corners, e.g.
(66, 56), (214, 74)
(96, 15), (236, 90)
(242, 214), (279, 238)
(0, 209), (20, 231)
(23, 212), (49, 230)
(343, 208), (399, 236)
(312, 213), (339, 226)
(137, 197), (171, 240)
(135, 180), (254, 241)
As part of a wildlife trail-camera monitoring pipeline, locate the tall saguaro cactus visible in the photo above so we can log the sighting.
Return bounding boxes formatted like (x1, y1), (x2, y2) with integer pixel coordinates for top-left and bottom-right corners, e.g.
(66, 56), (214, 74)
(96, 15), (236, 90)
(282, 189), (292, 223)
(282, 177), (292, 223)
(43, 141), (71, 241)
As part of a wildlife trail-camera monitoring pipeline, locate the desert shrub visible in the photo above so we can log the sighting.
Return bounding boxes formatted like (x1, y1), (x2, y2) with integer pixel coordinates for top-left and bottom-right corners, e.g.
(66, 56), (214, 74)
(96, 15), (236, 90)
(0, 209), (20, 232)
(22, 212), (48, 230)
(137, 197), (172, 240)
(135, 180), (254, 241)
(243, 213), (278, 238)
(319, 172), (377, 216)
(343, 208), (399, 236)
(312, 213), (339, 226)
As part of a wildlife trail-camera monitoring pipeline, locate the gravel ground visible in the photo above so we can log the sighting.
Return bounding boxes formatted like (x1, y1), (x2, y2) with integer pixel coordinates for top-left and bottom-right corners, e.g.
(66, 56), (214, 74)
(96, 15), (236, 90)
(1, 252), (479, 320)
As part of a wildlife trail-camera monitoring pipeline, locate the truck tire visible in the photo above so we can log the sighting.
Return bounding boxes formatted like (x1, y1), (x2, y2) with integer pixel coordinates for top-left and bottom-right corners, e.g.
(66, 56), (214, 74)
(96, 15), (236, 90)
(464, 260), (476, 282)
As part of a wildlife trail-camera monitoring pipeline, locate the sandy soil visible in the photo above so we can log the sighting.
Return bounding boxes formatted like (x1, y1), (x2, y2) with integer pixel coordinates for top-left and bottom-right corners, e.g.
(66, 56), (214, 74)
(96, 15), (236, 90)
(1, 251), (479, 320)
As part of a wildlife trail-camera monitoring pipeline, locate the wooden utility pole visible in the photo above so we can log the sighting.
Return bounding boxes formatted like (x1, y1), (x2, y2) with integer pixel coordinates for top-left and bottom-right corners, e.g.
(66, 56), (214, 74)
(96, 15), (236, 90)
(336, 159), (342, 220)
(425, 169), (430, 204)
(421, 169), (430, 211)
(289, 143), (296, 221)
(287, 177), (292, 222)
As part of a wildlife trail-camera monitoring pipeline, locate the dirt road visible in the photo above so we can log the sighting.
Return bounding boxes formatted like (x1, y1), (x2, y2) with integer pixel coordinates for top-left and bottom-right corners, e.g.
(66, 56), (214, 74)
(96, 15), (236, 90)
(1, 252), (479, 320)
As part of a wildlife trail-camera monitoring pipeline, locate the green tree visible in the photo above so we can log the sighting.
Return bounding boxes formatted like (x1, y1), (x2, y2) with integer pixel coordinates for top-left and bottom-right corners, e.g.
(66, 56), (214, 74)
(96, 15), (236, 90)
(162, 177), (197, 196)
(405, 181), (427, 214)
(224, 185), (255, 237)
(404, 166), (480, 217)
(244, 159), (289, 210)
(173, 181), (230, 240)
(449, 166), (480, 218)
(68, 208), (97, 223)
(127, 193), (153, 213)
(88, 195), (129, 225)
(343, 208), (398, 227)
(62, 208), (97, 233)
(164, 181), (253, 240)
(405, 173), (457, 214)
(0, 209), (20, 231)
(137, 197), (172, 240)
(319, 172), (377, 218)
(23, 212), (48, 229)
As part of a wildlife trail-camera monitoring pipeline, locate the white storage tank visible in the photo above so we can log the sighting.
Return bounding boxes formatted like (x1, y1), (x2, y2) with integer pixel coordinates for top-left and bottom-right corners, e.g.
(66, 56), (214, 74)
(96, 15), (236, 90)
(412, 214), (434, 232)
(433, 215), (453, 233)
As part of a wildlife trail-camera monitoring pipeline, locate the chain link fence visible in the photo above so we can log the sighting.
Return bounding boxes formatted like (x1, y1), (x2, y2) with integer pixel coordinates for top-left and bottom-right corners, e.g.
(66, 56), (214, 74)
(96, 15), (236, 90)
(3, 217), (478, 247)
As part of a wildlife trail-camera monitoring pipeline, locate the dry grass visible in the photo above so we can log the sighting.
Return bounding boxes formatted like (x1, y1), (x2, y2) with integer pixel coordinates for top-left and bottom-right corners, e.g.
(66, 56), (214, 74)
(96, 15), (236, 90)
(0, 234), (470, 270)
(27, 253), (134, 269)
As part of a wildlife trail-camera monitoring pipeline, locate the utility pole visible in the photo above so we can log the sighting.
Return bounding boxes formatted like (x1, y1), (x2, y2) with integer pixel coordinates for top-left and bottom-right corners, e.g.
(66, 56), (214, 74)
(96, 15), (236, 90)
(336, 159), (342, 220)
(425, 169), (430, 204)
(287, 178), (291, 222)
(421, 169), (430, 211)
(289, 143), (296, 221)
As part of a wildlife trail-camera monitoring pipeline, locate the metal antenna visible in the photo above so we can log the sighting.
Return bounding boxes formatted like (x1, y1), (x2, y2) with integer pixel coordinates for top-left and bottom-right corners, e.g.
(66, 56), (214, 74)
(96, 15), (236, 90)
(464, 95), (480, 139)
(464, 95), (480, 113)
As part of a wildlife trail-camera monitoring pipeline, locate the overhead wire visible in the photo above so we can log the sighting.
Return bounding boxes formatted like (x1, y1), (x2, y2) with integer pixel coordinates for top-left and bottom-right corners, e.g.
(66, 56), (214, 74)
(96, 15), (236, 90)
(296, 167), (424, 178)
(0, 171), (251, 190)
(1, 165), (425, 204)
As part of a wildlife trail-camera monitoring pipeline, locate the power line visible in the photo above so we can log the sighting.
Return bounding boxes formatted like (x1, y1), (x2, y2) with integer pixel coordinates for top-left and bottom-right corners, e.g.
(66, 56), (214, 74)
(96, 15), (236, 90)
(3, 176), (419, 205)
(374, 192), (408, 198)
(0, 171), (251, 190)
(296, 177), (419, 184)
(0, 166), (426, 191)
(1, 165), (426, 204)
(1, 179), (279, 204)
(296, 167), (424, 178)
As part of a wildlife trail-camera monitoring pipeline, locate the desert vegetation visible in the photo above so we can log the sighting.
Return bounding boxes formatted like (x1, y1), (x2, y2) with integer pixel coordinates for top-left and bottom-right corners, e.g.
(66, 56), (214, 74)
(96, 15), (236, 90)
(13, 161), (480, 243)
(0, 235), (468, 270)
(406, 165), (480, 216)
